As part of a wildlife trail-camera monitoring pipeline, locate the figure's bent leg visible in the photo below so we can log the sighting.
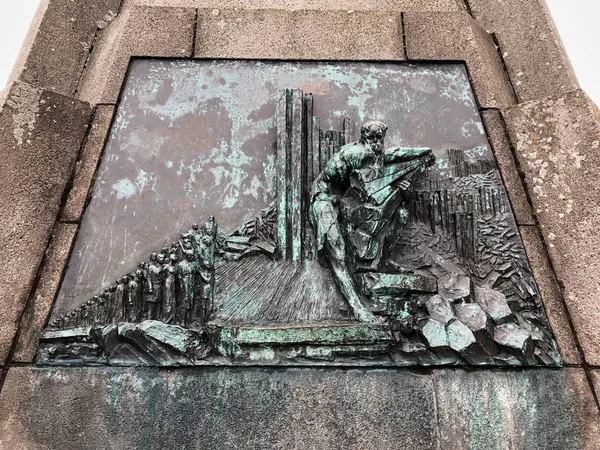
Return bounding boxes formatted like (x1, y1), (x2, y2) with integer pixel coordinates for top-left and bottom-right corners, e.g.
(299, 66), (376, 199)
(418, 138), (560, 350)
(325, 223), (384, 323)
(383, 206), (411, 270)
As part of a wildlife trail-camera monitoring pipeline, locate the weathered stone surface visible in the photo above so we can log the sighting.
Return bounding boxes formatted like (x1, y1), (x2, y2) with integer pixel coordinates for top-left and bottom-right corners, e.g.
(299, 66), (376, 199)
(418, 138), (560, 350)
(493, 323), (533, 361)
(438, 272), (471, 303)
(62, 106), (115, 222)
(131, 0), (463, 9)
(434, 368), (600, 450)
(12, 224), (77, 363)
(0, 82), (91, 365)
(421, 319), (447, 349)
(0, 367), (436, 449)
(454, 303), (486, 331)
(404, 11), (515, 109)
(447, 320), (476, 353)
(481, 109), (534, 225)
(504, 90), (600, 365)
(425, 295), (454, 324)
(591, 371), (600, 401)
(195, 9), (404, 61)
(455, 303), (498, 356)
(77, 5), (195, 104)
(474, 286), (513, 325)
(519, 226), (580, 364)
(468, 0), (579, 102)
(8, 0), (121, 96)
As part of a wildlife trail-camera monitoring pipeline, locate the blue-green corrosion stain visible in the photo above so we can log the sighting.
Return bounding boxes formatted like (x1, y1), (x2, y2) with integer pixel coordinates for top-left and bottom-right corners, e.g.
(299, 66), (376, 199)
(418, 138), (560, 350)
(447, 372), (556, 450)
(104, 371), (165, 449)
(105, 373), (123, 433)
(212, 325), (244, 357)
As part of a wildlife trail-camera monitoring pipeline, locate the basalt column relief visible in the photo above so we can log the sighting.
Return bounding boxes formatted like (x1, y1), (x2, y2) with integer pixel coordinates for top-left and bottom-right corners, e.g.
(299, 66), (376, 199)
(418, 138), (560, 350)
(39, 61), (561, 367)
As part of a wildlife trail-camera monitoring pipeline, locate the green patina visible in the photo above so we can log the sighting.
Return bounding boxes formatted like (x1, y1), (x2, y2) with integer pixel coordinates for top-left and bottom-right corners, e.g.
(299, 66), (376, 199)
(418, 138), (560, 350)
(232, 323), (393, 345)
(212, 326), (244, 358)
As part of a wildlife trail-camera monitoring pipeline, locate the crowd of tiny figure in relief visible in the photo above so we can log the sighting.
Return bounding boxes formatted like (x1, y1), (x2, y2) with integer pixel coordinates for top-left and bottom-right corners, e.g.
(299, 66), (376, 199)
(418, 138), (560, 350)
(49, 218), (217, 330)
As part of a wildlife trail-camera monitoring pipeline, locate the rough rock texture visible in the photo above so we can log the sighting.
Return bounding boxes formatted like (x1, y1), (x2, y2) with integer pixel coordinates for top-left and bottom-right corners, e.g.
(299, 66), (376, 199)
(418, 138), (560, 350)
(438, 272), (471, 303)
(62, 106), (115, 222)
(0, 367), (436, 449)
(592, 371), (600, 401)
(129, 0), (463, 9)
(195, 9), (404, 61)
(434, 368), (600, 450)
(77, 5), (195, 104)
(404, 11), (515, 109)
(12, 224), (77, 363)
(0, 82), (91, 365)
(8, 0), (122, 97)
(504, 90), (600, 365)
(481, 109), (534, 225)
(468, 0), (579, 102)
(519, 226), (580, 364)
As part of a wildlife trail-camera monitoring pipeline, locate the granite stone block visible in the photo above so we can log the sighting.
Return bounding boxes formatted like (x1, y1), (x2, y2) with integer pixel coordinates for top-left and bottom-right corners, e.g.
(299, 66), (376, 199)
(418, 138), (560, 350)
(504, 90), (600, 365)
(195, 9), (404, 61)
(8, 0), (121, 96)
(433, 368), (600, 449)
(12, 224), (78, 363)
(404, 11), (515, 109)
(481, 109), (534, 225)
(0, 82), (91, 365)
(129, 0), (463, 10)
(592, 371), (600, 399)
(0, 367), (437, 449)
(77, 5), (195, 105)
(468, 0), (579, 102)
(519, 226), (580, 365)
(62, 106), (115, 222)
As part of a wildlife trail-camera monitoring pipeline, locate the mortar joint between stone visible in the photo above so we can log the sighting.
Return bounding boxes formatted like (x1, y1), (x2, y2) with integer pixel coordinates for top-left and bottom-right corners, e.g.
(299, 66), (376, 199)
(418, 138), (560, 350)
(490, 33), (519, 104)
(192, 9), (199, 58)
(400, 12), (408, 60)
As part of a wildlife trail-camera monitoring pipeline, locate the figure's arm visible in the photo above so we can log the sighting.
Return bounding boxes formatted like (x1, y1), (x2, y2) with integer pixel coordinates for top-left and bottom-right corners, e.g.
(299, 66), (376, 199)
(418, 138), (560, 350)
(384, 147), (432, 164)
(312, 151), (351, 201)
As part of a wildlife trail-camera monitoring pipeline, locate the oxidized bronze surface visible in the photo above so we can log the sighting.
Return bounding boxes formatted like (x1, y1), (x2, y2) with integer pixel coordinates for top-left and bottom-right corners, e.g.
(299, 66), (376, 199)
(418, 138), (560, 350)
(56, 60), (488, 315)
(44, 60), (561, 367)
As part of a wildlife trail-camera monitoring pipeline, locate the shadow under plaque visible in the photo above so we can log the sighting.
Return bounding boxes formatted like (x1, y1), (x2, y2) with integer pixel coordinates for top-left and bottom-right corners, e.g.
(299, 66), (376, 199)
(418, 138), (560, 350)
(42, 60), (561, 367)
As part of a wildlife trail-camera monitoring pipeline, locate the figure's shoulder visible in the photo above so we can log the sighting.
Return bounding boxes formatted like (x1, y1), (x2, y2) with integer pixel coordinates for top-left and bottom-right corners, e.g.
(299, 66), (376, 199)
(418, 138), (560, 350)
(338, 142), (371, 161)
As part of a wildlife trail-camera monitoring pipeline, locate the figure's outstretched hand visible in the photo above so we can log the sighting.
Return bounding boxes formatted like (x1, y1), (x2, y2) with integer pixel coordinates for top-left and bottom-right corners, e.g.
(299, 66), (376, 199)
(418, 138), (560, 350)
(399, 180), (410, 190)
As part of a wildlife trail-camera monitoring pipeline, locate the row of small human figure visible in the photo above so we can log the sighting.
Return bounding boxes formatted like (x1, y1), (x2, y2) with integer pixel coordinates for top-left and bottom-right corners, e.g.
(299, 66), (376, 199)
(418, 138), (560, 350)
(50, 219), (218, 330)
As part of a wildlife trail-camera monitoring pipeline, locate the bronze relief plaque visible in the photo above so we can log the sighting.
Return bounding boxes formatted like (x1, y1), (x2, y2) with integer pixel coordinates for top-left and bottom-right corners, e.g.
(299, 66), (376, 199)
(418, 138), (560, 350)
(42, 60), (561, 367)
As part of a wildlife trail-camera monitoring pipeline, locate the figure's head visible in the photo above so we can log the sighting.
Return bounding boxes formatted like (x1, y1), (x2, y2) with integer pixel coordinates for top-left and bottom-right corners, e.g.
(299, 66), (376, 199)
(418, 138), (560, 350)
(360, 121), (388, 154)
(150, 253), (157, 262)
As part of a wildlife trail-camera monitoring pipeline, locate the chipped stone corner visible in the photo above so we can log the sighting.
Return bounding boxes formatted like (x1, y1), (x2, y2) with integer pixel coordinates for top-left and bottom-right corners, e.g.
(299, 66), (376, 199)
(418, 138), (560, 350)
(0, 82), (43, 146)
